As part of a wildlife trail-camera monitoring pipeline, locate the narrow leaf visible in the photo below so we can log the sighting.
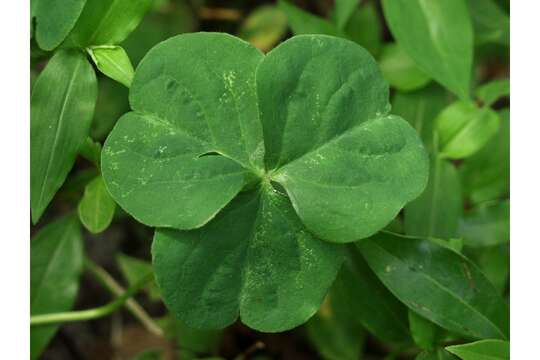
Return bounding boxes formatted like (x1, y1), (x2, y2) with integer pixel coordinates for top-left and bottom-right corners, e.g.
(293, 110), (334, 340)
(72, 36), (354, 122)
(88, 45), (135, 87)
(334, 0), (359, 29)
(34, 0), (87, 50)
(238, 5), (288, 52)
(446, 339), (509, 360)
(476, 79), (510, 107)
(278, 0), (346, 37)
(468, 0), (510, 46)
(31, 50), (98, 223)
(379, 43), (431, 92)
(78, 176), (116, 233)
(79, 136), (102, 166)
(31, 215), (84, 359)
(117, 253), (160, 300)
(344, 4), (382, 56)
(357, 232), (510, 340)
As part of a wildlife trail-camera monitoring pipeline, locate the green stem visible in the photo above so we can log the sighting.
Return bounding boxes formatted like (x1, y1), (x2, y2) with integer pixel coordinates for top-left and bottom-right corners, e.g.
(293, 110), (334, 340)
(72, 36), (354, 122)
(30, 272), (152, 326)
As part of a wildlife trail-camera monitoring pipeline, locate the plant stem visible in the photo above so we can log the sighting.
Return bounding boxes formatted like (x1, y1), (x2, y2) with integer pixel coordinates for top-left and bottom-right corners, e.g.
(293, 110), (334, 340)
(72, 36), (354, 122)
(30, 271), (153, 327)
(83, 258), (164, 336)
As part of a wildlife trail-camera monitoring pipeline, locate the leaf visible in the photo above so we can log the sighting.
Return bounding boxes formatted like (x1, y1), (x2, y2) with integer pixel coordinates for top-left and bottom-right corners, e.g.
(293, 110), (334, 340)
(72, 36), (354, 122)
(404, 158), (463, 239)
(436, 101), (500, 159)
(344, 4), (382, 56)
(34, 0), (87, 50)
(79, 136), (102, 166)
(31, 50), (98, 224)
(459, 109), (509, 204)
(446, 339), (509, 360)
(381, 0), (473, 99)
(379, 43), (431, 92)
(102, 33), (265, 229)
(475, 79), (510, 107)
(152, 187), (343, 332)
(31, 215), (84, 359)
(331, 246), (410, 343)
(69, 0), (153, 47)
(473, 245), (509, 294)
(468, 0), (510, 46)
(117, 253), (160, 300)
(91, 76), (129, 141)
(238, 5), (288, 52)
(357, 232), (510, 340)
(416, 348), (458, 360)
(409, 310), (438, 350)
(278, 0), (346, 37)
(458, 201), (509, 248)
(88, 45), (135, 87)
(392, 84), (451, 151)
(78, 176), (116, 233)
(259, 36), (428, 242)
(334, 0), (359, 29)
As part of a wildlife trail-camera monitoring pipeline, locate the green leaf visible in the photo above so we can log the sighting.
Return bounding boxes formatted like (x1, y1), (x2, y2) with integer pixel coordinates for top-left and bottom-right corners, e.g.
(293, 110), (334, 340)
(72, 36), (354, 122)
(31, 215), (84, 359)
(259, 36), (428, 243)
(87, 45), (135, 87)
(102, 33), (265, 229)
(475, 79), (510, 107)
(79, 136), (102, 166)
(381, 0), (473, 99)
(152, 187), (344, 332)
(78, 175), (116, 233)
(460, 109), (509, 204)
(91, 76), (129, 141)
(238, 5), (288, 52)
(446, 339), (509, 360)
(379, 43), (431, 92)
(34, 0), (87, 50)
(334, 0), (359, 29)
(130, 350), (162, 360)
(416, 348), (457, 360)
(116, 253), (160, 300)
(331, 246), (410, 343)
(473, 245), (509, 294)
(357, 232), (510, 340)
(436, 101), (500, 159)
(459, 201), (509, 248)
(344, 4), (382, 56)
(409, 311), (438, 350)
(405, 158), (463, 239)
(468, 0), (510, 46)
(69, 0), (153, 47)
(278, 0), (346, 37)
(392, 84), (451, 151)
(31, 50), (98, 224)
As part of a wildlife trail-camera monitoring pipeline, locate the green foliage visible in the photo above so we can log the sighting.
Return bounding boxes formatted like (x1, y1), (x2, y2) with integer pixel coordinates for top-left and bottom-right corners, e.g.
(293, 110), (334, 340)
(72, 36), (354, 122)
(476, 79), (510, 106)
(278, 0), (346, 37)
(459, 201), (509, 248)
(87, 45), (135, 87)
(468, 0), (510, 46)
(408, 311), (439, 350)
(239, 5), (288, 52)
(379, 43), (431, 92)
(78, 175), (116, 233)
(446, 339), (510, 360)
(116, 253), (160, 300)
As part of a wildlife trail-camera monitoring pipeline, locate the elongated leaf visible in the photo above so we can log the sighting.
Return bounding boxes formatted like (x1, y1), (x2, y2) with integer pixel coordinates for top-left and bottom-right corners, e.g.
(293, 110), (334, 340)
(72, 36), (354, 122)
(436, 101), (500, 159)
(382, 0), (473, 99)
(460, 109), (509, 204)
(88, 45), (134, 87)
(446, 339), (509, 360)
(259, 35), (428, 243)
(473, 245), (509, 294)
(416, 349), (457, 360)
(78, 176), (116, 233)
(278, 0), (346, 37)
(459, 201), (509, 248)
(117, 253), (160, 300)
(331, 246), (410, 343)
(475, 79), (510, 107)
(69, 0), (153, 47)
(152, 187), (344, 332)
(344, 4), (382, 56)
(405, 158), (462, 239)
(102, 33), (265, 229)
(358, 232), (510, 340)
(31, 215), (84, 359)
(239, 5), (288, 52)
(468, 0), (510, 46)
(409, 311), (438, 350)
(34, 0), (87, 50)
(334, 0), (359, 29)
(31, 50), (98, 224)
(379, 43), (431, 92)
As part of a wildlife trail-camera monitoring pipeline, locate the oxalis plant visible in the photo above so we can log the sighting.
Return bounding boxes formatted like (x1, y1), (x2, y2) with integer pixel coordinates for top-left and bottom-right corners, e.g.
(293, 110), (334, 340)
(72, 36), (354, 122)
(30, 1), (510, 359)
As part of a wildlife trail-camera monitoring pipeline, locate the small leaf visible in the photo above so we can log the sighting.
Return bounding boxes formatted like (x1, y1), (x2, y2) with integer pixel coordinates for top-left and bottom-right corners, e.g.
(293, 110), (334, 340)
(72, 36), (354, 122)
(382, 0), (474, 99)
(468, 0), (510, 46)
(344, 4), (382, 56)
(69, 0), (153, 47)
(416, 348), (458, 360)
(79, 136), (102, 166)
(357, 232), (510, 340)
(31, 215), (84, 359)
(459, 200), (509, 248)
(88, 46), (135, 87)
(278, 0), (346, 37)
(460, 109), (509, 204)
(476, 79), (510, 107)
(436, 101), (500, 159)
(238, 5), (288, 52)
(117, 253), (160, 300)
(34, 0), (87, 50)
(152, 188), (344, 332)
(446, 339), (509, 360)
(334, 0), (359, 29)
(31, 50), (98, 224)
(409, 311), (438, 350)
(379, 43), (431, 92)
(78, 176), (116, 233)
(405, 158), (463, 239)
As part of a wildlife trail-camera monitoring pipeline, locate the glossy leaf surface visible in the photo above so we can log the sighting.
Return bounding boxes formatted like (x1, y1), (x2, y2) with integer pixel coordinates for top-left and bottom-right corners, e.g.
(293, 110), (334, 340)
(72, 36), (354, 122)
(382, 0), (473, 99)
(88, 45), (135, 87)
(446, 339), (509, 360)
(34, 0), (87, 50)
(358, 232), (510, 340)
(31, 50), (97, 223)
(78, 175), (116, 233)
(31, 215), (84, 359)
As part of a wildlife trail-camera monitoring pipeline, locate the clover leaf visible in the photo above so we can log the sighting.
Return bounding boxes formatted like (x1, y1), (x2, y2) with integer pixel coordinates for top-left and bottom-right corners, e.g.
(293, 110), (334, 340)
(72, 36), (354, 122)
(101, 32), (428, 331)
